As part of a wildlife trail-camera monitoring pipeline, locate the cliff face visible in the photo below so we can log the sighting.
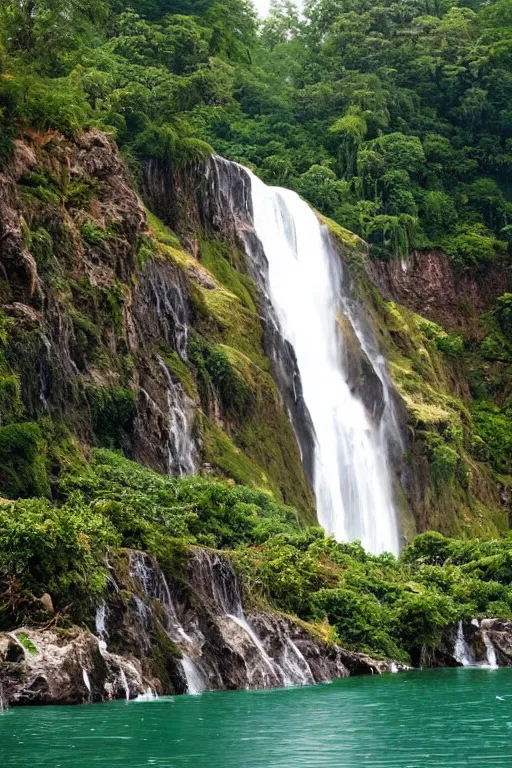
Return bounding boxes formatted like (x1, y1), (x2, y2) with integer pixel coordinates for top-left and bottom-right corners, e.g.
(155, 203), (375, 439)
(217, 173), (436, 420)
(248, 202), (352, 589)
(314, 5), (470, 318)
(368, 250), (512, 337)
(0, 130), (313, 519)
(1, 127), (509, 543)
(363, 249), (511, 538)
(1, 128), (512, 704)
(0, 548), (398, 705)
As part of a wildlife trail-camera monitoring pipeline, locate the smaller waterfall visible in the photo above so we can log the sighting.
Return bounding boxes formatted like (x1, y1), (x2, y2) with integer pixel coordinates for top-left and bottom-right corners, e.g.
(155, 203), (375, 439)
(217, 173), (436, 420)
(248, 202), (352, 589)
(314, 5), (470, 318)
(119, 669), (131, 701)
(0, 684), (7, 712)
(156, 355), (196, 476)
(82, 668), (92, 700)
(454, 620), (499, 668)
(280, 639), (315, 687)
(482, 632), (498, 669)
(95, 602), (108, 646)
(130, 551), (211, 694)
(454, 621), (472, 667)
(227, 614), (277, 678)
(38, 332), (52, 410)
(130, 549), (324, 692)
(181, 656), (207, 695)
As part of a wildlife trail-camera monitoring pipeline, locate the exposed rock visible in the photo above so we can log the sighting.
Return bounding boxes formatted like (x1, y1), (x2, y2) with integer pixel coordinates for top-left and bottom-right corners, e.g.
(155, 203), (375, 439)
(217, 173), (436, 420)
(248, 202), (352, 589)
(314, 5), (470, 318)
(0, 627), (148, 706)
(39, 593), (54, 614)
(367, 250), (512, 336)
(480, 619), (512, 665)
(0, 547), (406, 706)
(437, 618), (512, 669)
(336, 310), (385, 424)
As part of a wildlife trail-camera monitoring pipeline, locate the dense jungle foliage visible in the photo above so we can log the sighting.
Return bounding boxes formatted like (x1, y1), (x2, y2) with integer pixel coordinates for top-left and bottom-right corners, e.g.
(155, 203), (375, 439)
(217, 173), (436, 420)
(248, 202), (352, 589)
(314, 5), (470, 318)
(1, 0), (512, 263)
(1, 0), (512, 663)
(2, 450), (512, 663)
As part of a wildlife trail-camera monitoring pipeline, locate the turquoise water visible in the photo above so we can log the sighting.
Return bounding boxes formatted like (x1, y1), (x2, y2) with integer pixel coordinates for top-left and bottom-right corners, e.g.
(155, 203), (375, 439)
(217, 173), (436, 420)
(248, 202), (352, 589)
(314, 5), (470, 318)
(1, 668), (511, 767)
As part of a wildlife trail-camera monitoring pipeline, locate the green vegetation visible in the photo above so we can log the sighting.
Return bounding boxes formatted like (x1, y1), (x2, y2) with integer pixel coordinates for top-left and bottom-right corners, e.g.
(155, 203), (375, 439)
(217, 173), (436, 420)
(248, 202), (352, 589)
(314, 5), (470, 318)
(234, 529), (512, 662)
(85, 385), (136, 448)
(2, 0), (510, 266)
(0, 422), (50, 499)
(2, 448), (512, 663)
(366, 298), (507, 539)
(0, 492), (118, 627)
(0, 0), (512, 669)
(215, 0), (512, 266)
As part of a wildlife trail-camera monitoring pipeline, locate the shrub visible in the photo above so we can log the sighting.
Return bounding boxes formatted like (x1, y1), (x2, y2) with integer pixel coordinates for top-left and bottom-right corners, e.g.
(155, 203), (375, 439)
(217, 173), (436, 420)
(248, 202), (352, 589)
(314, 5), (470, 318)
(85, 386), (136, 448)
(188, 338), (254, 417)
(471, 401), (512, 474)
(417, 317), (464, 357)
(0, 422), (50, 499)
(0, 493), (118, 611)
(493, 294), (512, 338)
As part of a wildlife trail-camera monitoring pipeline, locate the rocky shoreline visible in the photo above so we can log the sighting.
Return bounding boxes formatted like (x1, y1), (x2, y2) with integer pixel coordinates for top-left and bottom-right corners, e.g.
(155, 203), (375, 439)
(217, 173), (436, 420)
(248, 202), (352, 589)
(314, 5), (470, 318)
(3, 544), (511, 708)
(0, 548), (406, 707)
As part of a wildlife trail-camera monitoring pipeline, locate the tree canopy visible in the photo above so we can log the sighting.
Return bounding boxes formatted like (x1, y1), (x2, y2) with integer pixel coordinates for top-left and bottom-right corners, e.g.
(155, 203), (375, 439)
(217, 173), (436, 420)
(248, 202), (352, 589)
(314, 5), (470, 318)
(1, 0), (511, 258)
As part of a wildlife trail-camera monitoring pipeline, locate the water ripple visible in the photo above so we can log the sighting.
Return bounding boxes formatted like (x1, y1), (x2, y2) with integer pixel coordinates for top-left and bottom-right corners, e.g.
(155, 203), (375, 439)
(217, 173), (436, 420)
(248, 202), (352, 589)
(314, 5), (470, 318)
(1, 669), (512, 767)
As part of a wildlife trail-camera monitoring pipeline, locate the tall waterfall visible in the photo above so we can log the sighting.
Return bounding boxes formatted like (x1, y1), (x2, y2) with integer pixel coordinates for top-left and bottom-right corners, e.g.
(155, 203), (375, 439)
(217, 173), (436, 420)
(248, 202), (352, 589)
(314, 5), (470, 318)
(245, 172), (399, 555)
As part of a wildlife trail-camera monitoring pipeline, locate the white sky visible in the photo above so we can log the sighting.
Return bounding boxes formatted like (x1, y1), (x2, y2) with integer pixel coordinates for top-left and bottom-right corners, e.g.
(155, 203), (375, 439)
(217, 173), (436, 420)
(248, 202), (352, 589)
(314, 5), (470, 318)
(253, 0), (301, 17)
(253, 0), (272, 14)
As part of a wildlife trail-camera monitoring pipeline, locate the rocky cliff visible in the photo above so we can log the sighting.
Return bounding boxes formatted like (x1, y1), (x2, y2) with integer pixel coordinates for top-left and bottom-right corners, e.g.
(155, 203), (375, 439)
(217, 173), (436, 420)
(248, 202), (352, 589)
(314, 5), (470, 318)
(2, 127), (509, 540)
(0, 548), (400, 706)
(1, 127), (511, 705)
(0, 130), (312, 518)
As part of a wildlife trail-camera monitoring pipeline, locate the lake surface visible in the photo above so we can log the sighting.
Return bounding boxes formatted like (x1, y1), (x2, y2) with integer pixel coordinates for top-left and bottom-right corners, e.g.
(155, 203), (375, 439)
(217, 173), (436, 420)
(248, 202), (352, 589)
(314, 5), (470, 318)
(1, 668), (511, 767)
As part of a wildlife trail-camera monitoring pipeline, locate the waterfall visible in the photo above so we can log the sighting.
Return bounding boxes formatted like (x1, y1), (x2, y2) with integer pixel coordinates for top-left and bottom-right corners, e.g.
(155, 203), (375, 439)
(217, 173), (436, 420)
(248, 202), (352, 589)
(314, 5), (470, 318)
(119, 669), (131, 701)
(181, 656), (207, 695)
(281, 638), (315, 687)
(0, 684), (7, 712)
(82, 668), (92, 700)
(482, 631), (498, 669)
(129, 551), (210, 694)
(227, 614), (277, 678)
(156, 355), (196, 476)
(244, 171), (399, 555)
(95, 602), (108, 646)
(454, 620), (499, 668)
(454, 621), (472, 667)
(129, 548), (317, 692)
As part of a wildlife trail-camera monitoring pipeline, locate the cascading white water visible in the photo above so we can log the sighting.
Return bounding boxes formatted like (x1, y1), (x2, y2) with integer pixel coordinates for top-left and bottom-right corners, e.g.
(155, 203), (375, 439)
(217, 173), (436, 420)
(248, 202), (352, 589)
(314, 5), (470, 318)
(129, 549), (316, 691)
(281, 638), (315, 687)
(134, 688), (158, 702)
(119, 668), (131, 701)
(454, 620), (471, 666)
(156, 355), (196, 476)
(180, 656), (207, 695)
(82, 668), (92, 699)
(95, 602), (108, 646)
(129, 552), (210, 694)
(227, 614), (277, 678)
(454, 620), (499, 668)
(482, 632), (498, 669)
(246, 172), (399, 555)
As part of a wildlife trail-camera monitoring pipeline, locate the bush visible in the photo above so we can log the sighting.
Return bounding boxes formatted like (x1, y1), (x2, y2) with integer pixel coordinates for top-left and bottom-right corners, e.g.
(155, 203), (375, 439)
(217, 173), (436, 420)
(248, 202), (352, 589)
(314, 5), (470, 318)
(0, 493), (118, 612)
(86, 386), (136, 448)
(62, 449), (300, 551)
(188, 339), (254, 417)
(471, 401), (512, 474)
(417, 317), (464, 357)
(0, 422), (50, 499)
(493, 294), (512, 338)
